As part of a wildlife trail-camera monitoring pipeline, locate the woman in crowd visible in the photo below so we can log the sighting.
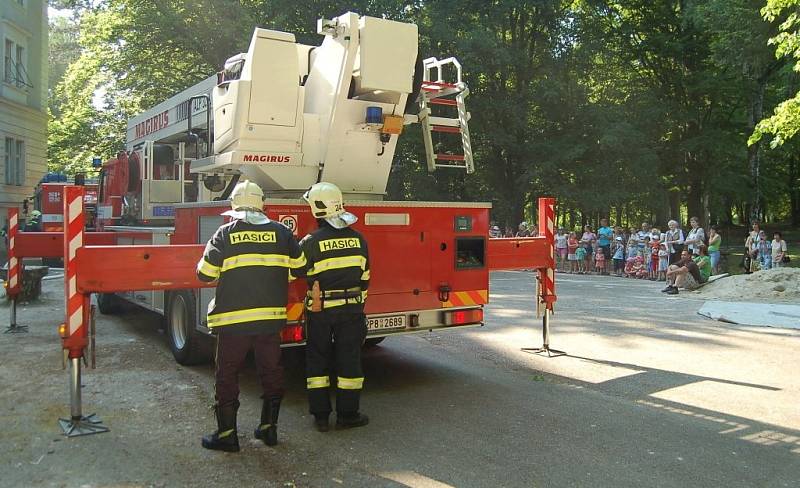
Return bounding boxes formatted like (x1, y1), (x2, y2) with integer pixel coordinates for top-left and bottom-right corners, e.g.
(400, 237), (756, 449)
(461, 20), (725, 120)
(743, 221), (760, 273)
(555, 228), (568, 271)
(580, 225), (596, 274)
(772, 231), (788, 268)
(707, 225), (722, 274)
(567, 231), (580, 273)
(664, 220), (685, 265)
(684, 216), (706, 255)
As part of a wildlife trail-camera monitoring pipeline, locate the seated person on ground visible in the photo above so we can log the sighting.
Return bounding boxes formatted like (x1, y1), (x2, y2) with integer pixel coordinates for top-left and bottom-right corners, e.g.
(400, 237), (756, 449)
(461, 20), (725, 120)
(663, 250), (704, 295)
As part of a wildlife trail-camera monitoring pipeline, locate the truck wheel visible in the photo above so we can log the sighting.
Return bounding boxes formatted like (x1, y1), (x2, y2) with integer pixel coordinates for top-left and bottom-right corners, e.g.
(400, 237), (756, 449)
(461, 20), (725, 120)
(166, 290), (209, 365)
(97, 293), (121, 314)
(364, 337), (385, 347)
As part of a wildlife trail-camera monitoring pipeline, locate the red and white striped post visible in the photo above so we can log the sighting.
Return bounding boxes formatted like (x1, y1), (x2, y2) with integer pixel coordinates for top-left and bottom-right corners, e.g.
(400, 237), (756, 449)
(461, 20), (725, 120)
(58, 186), (108, 436)
(4, 208), (26, 333)
(538, 197), (557, 313)
(523, 197), (565, 357)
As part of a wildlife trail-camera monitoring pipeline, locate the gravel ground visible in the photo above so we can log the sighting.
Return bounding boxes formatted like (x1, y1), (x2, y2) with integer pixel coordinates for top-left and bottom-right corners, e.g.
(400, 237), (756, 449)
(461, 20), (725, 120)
(0, 272), (799, 487)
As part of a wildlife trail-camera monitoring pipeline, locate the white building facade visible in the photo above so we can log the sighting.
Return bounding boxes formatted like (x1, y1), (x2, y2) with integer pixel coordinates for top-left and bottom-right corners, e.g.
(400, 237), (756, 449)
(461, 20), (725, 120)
(0, 0), (47, 228)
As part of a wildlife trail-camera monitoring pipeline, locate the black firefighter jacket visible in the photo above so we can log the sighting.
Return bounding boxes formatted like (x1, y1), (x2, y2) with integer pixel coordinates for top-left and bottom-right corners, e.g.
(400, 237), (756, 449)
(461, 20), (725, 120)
(197, 218), (306, 335)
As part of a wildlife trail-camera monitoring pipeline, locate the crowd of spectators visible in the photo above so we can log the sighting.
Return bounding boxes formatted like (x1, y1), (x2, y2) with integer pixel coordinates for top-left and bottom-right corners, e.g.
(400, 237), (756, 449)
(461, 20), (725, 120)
(541, 217), (790, 295)
(491, 217), (790, 295)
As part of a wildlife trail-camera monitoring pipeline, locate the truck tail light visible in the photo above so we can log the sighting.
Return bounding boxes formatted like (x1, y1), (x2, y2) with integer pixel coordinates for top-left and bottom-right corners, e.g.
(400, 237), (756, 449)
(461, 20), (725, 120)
(281, 324), (304, 343)
(443, 308), (483, 326)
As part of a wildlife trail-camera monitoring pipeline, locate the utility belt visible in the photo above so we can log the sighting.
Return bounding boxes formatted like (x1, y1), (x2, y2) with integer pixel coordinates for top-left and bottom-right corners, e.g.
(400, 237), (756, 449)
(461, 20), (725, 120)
(306, 286), (363, 311)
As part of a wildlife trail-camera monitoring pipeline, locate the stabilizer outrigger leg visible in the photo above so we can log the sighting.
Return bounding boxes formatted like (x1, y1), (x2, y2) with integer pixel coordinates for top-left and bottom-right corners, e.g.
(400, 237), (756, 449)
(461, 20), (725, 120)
(521, 309), (566, 358)
(5, 297), (28, 333)
(58, 357), (109, 437)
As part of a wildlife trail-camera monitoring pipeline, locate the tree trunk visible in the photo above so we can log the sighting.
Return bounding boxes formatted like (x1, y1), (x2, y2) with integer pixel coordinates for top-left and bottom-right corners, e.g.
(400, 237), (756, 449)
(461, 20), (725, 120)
(791, 155), (800, 226)
(746, 81), (766, 223)
(668, 191), (681, 222)
(686, 173), (703, 225)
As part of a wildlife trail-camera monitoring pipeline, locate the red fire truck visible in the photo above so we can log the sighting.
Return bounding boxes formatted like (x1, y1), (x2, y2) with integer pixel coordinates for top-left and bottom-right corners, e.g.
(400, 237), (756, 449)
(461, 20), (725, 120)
(13, 13), (557, 368)
(34, 180), (99, 232)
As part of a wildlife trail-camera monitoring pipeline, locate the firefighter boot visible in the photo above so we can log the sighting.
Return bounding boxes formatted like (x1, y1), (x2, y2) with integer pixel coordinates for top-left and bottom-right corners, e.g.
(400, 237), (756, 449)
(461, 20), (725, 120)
(254, 397), (281, 446)
(313, 413), (330, 432)
(202, 401), (240, 452)
(336, 412), (369, 430)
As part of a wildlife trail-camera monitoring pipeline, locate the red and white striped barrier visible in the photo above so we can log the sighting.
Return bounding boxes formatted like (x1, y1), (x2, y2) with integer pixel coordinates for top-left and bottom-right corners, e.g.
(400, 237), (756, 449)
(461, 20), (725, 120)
(4, 208), (25, 333)
(62, 186), (88, 357)
(522, 197), (564, 357)
(537, 197), (556, 311)
(58, 186), (108, 436)
(6, 208), (19, 296)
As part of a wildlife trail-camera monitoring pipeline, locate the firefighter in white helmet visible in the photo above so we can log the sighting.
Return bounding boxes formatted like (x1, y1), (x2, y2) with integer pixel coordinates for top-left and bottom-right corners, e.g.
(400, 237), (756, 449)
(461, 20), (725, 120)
(299, 182), (370, 431)
(196, 179), (306, 452)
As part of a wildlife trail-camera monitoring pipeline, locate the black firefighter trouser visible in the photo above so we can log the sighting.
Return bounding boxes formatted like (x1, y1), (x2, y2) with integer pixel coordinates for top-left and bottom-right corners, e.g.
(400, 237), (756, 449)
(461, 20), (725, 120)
(305, 310), (367, 416)
(215, 332), (284, 406)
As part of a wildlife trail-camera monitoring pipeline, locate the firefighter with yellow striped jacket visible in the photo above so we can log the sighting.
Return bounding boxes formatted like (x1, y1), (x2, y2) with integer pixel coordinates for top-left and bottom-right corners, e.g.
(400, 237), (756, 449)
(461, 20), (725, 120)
(300, 182), (370, 431)
(196, 180), (305, 452)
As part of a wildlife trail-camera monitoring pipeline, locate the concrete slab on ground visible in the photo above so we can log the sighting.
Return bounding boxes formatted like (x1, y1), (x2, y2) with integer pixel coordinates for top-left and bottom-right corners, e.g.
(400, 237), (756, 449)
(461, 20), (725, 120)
(698, 301), (800, 329)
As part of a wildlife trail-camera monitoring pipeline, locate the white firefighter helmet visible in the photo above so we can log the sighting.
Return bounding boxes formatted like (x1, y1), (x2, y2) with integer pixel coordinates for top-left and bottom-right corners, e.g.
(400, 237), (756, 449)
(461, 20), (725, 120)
(303, 182), (357, 229)
(230, 179), (264, 211)
(30, 210), (42, 219)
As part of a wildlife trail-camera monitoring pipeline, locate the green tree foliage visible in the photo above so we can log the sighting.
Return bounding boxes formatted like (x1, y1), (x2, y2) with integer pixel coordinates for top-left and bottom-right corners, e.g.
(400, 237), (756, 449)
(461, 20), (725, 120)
(752, 0), (800, 146)
(47, 0), (800, 226)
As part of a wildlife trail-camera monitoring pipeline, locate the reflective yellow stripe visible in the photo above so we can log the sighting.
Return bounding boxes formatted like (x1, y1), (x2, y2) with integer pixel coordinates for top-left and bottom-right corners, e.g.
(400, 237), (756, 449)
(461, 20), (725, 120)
(289, 252), (307, 269)
(221, 253), (290, 271)
(207, 307), (287, 328)
(218, 429), (235, 438)
(307, 376), (330, 389)
(361, 269), (370, 280)
(337, 377), (364, 390)
(197, 259), (220, 279)
(361, 290), (368, 301)
(307, 255), (367, 276)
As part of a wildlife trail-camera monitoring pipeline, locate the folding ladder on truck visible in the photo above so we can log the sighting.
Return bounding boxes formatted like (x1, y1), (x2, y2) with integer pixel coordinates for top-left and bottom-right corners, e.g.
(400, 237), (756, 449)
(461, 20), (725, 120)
(418, 57), (474, 174)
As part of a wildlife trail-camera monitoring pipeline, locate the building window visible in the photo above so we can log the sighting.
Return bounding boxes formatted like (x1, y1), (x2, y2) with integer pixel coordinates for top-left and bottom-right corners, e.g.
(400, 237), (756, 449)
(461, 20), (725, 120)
(4, 137), (25, 186)
(3, 38), (31, 89)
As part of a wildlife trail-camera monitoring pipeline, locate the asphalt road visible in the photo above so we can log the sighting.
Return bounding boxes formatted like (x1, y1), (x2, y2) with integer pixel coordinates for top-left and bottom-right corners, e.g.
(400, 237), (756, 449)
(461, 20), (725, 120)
(1, 272), (799, 487)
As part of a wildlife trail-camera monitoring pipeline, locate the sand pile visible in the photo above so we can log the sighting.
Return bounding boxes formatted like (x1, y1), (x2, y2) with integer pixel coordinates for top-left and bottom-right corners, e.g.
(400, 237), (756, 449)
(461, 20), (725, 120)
(693, 267), (800, 303)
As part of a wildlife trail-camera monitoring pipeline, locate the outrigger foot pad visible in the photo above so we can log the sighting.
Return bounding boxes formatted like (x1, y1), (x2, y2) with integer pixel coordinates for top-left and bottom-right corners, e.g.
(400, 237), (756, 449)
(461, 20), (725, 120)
(58, 413), (110, 437)
(4, 325), (28, 333)
(521, 346), (567, 358)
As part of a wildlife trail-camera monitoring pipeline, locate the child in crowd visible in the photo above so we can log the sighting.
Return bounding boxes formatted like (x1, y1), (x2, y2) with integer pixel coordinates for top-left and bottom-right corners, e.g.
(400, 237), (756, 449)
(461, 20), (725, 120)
(631, 255), (648, 278)
(641, 236), (651, 270)
(555, 228), (568, 272)
(756, 231), (771, 270)
(658, 242), (669, 281)
(576, 245), (587, 274)
(612, 236), (625, 276)
(650, 234), (661, 280)
(626, 236), (639, 260)
(567, 232), (579, 273)
(594, 246), (606, 274)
